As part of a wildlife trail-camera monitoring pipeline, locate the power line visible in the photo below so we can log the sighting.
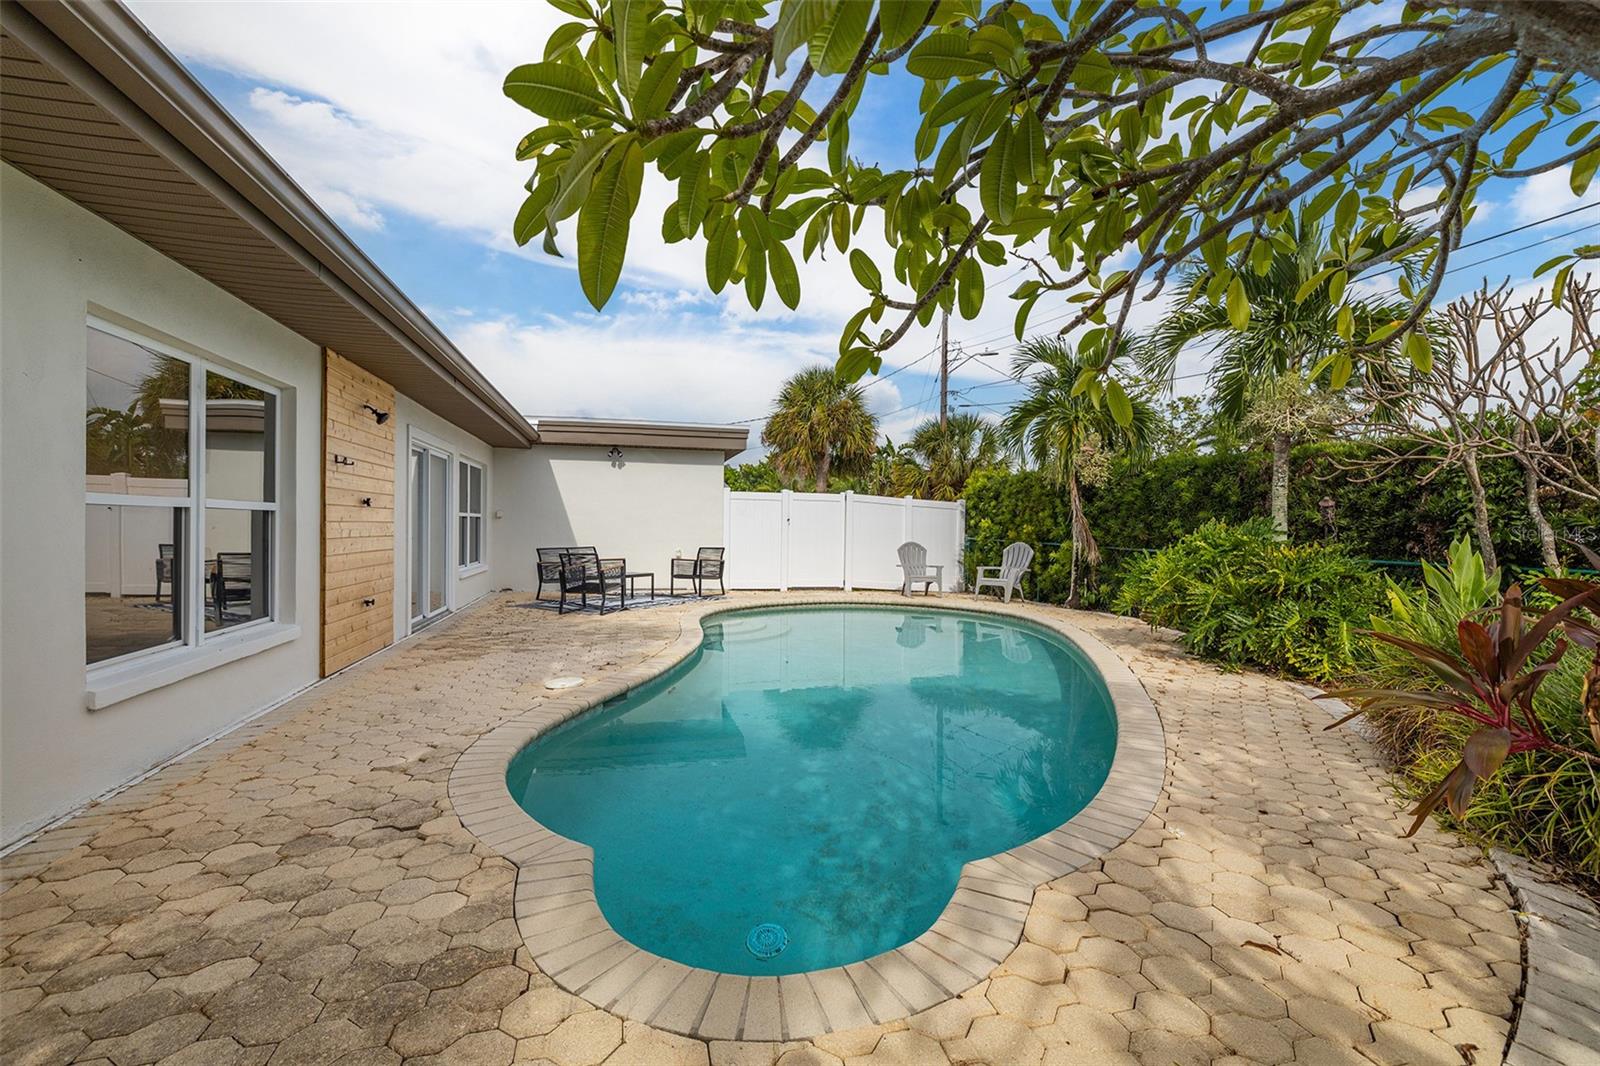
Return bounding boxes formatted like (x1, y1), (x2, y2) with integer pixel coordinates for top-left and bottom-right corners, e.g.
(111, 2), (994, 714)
(726, 189), (1598, 427)
(935, 201), (1600, 394)
(1359, 202), (1599, 280)
(1356, 220), (1600, 300)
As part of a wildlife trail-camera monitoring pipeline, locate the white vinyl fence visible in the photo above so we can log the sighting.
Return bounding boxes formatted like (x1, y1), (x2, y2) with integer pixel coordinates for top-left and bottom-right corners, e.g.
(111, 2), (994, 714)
(723, 489), (965, 591)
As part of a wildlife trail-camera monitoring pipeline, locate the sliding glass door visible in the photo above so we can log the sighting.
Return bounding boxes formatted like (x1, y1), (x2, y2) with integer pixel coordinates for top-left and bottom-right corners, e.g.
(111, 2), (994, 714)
(409, 442), (451, 628)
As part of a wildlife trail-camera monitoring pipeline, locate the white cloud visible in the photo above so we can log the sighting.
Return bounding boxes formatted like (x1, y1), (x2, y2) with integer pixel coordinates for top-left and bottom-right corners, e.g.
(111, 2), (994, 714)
(133, 1), (548, 244)
(437, 306), (907, 439)
(123, 0), (1207, 435)
(1510, 165), (1600, 225)
(126, 0), (945, 415)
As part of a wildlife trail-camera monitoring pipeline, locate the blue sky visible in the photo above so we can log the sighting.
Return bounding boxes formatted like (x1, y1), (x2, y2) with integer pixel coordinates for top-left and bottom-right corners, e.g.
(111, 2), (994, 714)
(129, 1), (1598, 461)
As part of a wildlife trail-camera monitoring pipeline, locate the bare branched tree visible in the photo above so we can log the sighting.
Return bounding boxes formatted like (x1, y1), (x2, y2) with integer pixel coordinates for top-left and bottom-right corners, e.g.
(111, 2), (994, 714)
(1349, 277), (1599, 569)
(1477, 279), (1600, 513)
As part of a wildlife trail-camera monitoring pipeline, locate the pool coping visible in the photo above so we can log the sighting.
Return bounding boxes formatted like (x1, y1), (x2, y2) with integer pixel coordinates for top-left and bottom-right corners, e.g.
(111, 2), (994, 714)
(447, 592), (1166, 1040)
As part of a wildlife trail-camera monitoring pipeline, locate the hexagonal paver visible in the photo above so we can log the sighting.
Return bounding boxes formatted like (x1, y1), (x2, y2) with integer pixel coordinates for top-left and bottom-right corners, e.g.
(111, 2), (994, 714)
(0, 593), (1528, 1066)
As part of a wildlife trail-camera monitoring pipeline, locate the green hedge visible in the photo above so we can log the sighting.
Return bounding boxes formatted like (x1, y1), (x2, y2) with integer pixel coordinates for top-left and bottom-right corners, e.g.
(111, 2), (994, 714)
(961, 442), (1600, 605)
(961, 469), (1072, 597)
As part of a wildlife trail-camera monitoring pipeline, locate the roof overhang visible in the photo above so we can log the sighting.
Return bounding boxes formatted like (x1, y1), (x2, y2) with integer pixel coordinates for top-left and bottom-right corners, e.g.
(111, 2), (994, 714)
(529, 418), (750, 460)
(0, 0), (537, 448)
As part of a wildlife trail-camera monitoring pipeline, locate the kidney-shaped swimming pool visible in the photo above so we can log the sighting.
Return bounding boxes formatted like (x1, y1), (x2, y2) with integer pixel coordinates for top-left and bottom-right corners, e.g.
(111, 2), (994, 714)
(505, 605), (1117, 976)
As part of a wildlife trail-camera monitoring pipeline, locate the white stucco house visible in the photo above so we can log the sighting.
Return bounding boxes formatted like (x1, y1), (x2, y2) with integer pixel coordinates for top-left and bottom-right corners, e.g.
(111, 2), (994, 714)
(0, 1), (746, 848)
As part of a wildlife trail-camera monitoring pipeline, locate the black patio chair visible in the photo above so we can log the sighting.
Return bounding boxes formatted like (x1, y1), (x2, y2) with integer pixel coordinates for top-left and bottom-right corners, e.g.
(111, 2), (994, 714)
(155, 543), (175, 603)
(537, 545), (602, 599)
(535, 547), (565, 600)
(671, 546), (725, 597)
(558, 550), (626, 614)
(211, 552), (259, 624)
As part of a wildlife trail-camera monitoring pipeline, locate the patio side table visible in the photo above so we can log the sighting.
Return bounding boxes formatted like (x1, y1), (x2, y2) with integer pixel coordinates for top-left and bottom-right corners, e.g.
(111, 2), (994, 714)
(622, 571), (655, 605)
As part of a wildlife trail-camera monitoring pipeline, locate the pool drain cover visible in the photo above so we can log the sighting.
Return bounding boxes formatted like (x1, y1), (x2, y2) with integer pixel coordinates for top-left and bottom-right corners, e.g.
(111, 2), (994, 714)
(746, 923), (788, 959)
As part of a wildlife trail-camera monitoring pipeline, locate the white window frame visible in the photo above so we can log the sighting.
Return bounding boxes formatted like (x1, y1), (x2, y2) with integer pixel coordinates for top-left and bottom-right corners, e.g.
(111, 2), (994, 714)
(85, 316), (282, 675)
(457, 458), (487, 575)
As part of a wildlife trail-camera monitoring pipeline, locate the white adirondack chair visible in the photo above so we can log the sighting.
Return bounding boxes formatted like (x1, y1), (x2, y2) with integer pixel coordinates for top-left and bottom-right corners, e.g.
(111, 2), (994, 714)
(896, 541), (944, 596)
(974, 541), (1034, 602)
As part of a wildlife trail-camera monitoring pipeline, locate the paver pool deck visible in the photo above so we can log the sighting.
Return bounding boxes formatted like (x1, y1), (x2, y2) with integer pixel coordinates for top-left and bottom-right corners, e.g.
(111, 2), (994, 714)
(0, 592), (1531, 1065)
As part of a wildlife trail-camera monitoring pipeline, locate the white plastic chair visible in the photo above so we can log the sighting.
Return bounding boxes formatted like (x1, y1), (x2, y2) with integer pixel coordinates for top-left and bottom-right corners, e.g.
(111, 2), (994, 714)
(896, 541), (944, 596)
(974, 542), (1034, 603)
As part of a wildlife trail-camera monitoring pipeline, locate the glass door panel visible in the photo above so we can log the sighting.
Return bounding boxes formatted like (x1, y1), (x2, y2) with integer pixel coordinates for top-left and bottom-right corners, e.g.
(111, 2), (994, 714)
(428, 452), (448, 615)
(409, 443), (452, 629)
(410, 447), (426, 623)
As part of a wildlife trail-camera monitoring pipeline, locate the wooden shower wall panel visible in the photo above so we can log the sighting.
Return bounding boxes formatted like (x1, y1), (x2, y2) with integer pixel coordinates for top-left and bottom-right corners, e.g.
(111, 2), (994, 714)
(322, 348), (396, 675)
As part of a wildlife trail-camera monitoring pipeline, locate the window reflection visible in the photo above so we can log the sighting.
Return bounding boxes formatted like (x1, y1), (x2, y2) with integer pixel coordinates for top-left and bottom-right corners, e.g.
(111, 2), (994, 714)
(85, 504), (187, 664)
(204, 508), (270, 632)
(204, 371), (275, 502)
(85, 328), (188, 484)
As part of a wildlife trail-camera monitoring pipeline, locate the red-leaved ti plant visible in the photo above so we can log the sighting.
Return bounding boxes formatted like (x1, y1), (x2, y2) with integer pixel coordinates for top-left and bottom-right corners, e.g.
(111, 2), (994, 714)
(1323, 553), (1600, 837)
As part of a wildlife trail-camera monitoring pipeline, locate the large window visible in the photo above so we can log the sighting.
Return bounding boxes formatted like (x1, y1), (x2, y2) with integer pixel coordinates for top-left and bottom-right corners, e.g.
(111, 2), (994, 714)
(85, 323), (280, 667)
(458, 459), (485, 570)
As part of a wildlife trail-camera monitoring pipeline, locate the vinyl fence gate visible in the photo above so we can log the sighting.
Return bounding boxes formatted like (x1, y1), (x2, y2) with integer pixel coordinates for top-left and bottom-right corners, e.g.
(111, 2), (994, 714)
(722, 489), (966, 591)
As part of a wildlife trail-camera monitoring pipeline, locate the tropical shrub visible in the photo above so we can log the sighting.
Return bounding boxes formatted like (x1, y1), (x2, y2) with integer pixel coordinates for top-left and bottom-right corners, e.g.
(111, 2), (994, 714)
(724, 459), (783, 491)
(1114, 519), (1381, 681)
(1335, 540), (1600, 876)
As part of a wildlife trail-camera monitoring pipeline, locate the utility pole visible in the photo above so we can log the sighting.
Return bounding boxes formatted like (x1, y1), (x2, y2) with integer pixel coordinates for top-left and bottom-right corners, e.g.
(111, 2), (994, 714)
(939, 308), (949, 428)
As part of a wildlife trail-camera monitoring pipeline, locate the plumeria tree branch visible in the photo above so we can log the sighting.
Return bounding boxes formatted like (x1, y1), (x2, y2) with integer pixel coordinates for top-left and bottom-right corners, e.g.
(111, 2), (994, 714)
(503, 0), (1599, 416)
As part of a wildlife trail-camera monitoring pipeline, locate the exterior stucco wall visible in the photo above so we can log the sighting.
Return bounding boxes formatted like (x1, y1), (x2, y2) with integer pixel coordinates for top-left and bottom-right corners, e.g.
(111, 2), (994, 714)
(491, 445), (727, 593)
(391, 393), (497, 640)
(0, 164), (323, 845)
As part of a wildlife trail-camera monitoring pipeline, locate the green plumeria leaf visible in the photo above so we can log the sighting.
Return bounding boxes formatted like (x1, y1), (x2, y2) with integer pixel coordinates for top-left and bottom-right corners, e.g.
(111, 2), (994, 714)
(1335, 303), (1354, 340)
(611, 0), (649, 100)
(1226, 276), (1250, 330)
(576, 139), (643, 309)
(849, 249), (882, 292)
(768, 239), (801, 309)
(772, 0), (836, 75)
(980, 121), (1018, 225)
(1105, 377), (1133, 427)
(957, 256), (984, 319)
(1404, 329), (1433, 373)
(1572, 145), (1600, 197)
(907, 33), (988, 79)
(809, 0), (871, 77)
(632, 49), (688, 120)
(705, 215), (739, 293)
(504, 62), (610, 119)
(1014, 109), (1048, 186)
(514, 181), (558, 246)
(878, 0), (926, 51)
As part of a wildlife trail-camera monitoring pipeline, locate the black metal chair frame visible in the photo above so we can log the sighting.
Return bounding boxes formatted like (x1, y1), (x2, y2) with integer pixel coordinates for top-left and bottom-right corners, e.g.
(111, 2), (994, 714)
(210, 551), (256, 624)
(155, 543), (175, 604)
(557, 549), (626, 614)
(538, 545), (599, 600)
(670, 546), (725, 597)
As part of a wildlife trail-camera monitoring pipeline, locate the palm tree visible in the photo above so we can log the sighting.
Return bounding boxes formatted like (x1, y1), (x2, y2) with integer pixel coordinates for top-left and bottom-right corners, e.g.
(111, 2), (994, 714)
(893, 413), (1003, 500)
(86, 404), (157, 476)
(762, 366), (878, 491)
(1001, 336), (1156, 606)
(1143, 222), (1411, 536)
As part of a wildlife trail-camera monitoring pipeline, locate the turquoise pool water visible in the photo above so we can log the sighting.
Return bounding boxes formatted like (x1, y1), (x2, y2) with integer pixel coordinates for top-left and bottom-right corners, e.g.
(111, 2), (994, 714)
(505, 606), (1117, 975)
